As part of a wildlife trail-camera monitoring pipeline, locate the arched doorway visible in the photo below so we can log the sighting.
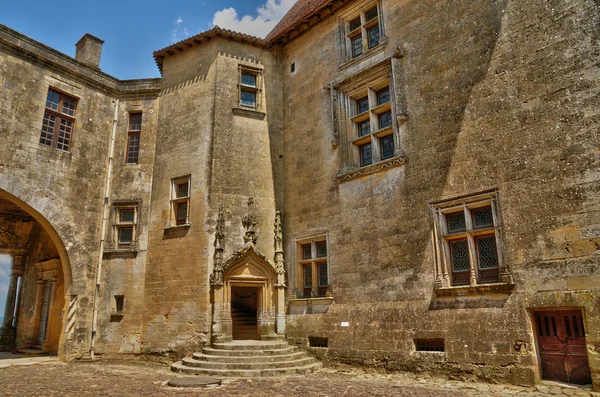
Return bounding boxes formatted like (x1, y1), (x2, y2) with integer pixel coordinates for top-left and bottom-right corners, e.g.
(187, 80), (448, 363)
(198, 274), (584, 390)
(0, 191), (70, 355)
(211, 244), (285, 342)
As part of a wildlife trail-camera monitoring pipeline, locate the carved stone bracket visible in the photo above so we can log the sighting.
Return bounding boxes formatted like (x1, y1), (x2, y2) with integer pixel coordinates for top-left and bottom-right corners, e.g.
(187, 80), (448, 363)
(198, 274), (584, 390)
(242, 198), (258, 245)
(336, 155), (406, 183)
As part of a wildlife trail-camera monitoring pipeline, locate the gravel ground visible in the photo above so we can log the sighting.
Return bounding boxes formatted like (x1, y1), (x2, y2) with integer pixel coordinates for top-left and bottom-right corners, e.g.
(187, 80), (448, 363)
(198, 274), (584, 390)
(0, 360), (595, 397)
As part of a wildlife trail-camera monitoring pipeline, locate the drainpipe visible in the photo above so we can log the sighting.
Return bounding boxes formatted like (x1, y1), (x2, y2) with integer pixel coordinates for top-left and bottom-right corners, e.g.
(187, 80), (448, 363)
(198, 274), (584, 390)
(90, 99), (119, 359)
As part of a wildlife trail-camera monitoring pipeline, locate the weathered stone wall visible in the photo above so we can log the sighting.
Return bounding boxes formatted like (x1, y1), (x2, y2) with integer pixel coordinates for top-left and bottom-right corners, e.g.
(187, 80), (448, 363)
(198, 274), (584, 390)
(280, 0), (600, 389)
(0, 25), (160, 359)
(142, 38), (282, 358)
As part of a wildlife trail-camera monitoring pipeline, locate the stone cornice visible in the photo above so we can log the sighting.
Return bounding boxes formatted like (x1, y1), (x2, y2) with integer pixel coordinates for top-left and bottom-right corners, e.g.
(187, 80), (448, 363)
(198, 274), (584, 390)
(0, 24), (161, 99)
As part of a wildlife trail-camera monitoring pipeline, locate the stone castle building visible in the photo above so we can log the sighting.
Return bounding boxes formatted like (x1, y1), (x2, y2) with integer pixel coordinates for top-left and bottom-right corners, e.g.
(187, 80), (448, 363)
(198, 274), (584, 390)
(0, 0), (599, 389)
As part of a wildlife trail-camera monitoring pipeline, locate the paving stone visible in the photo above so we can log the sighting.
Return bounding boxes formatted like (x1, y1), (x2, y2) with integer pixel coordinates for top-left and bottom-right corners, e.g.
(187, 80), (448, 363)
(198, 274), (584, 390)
(167, 377), (222, 387)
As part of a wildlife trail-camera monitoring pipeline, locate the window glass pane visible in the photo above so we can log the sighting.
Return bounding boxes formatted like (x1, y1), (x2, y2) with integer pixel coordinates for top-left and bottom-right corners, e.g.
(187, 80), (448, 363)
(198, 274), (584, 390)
(120, 209), (134, 223)
(62, 95), (77, 117)
(358, 120), (370, 137)
(446, 211), (466, 233)
(376, 87), (390, 105)
(356, 97), (369, 114)
(129, 113), (142, 131)
(177, 182), (189, 198)
(367, 24), (380, 49)
(303, 264), (313, 288)
(378, 111), (392, 129)
(318, 262), (328, 287)
(380, 135), (394, 160)
(316, 241), (327, 257)
(477, 236), (498, 269)
(241, 90), (256, 108)
(56, 119), (73, 151)
(40, 112), (55, 146)
(302, 243), (312, 260)
(349, 17), (361, 31)
(46, 90), (61, 111)
(127, 133), (140, 164)
(176, 202), (188, 222)
(241, 73), (256, 87)
(119, 227), (133, 244)
(365, 7), (378, 22)
(360, 142), (372, 166)
(351, 35), (363, 57)
(450, 239), (470, 272)
(472, 206), (494, 229)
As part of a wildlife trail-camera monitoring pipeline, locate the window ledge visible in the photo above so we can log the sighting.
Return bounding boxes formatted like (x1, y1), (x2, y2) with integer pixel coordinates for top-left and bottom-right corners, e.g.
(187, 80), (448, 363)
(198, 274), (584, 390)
(104, 245), (139, 255)
(337, 154), (406, 183)
(434, 282), (515, 297)
(339, 38), (388, 71)
(289, 296), (334, 304)
(164, 223), (191, 231)
(288, 296), (334, 315)
(232, 107), (266, 120)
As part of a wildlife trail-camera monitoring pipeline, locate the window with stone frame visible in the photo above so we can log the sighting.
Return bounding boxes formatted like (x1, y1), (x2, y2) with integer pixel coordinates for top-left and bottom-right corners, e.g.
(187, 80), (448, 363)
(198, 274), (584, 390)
(170, 175), (191, 227)
(126, 112), (142, 164)
(109, 201), (140, 250)
(39, 88), (78, 152)
(239, 66), (262, 110)
(341, 0), (384, 61)
(431, 191), (513, 289)
(296, 237), (329, 298)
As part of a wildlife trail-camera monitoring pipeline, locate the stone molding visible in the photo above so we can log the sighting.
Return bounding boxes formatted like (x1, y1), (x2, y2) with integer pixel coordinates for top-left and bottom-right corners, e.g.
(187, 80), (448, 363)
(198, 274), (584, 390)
(336, 155), (406, 183)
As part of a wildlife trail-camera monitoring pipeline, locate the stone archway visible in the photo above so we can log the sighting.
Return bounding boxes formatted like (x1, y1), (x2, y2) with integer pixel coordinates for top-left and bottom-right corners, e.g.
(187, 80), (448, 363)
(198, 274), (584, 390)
(0, 190), (71, 355)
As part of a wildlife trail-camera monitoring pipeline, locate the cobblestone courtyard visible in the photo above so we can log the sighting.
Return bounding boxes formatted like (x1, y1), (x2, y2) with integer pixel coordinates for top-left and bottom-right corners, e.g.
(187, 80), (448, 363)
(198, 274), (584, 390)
(0, 360), (596, 397)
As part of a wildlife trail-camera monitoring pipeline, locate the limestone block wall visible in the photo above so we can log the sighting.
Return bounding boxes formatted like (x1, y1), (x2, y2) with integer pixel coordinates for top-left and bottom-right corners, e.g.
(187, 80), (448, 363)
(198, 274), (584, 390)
(280, 0), (600, 388)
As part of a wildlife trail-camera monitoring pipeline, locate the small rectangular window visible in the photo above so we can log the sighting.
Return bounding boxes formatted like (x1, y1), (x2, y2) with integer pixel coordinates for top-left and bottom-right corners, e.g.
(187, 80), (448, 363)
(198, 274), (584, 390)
(360, 143), (372, 166)
(118, 227), (133, 244)
(303, 264), (313, 289)
(241, 73), (257, 87)
(119, 208), (134, 223)
(241, 90), (257, 108)
(365, 7), (378, 22)
(126, 133), (140, 164)
(290, 63), (295, 73)
(349, 17), (361, 31)
(356, 97), (369, 114)
(302, 243), (312, 260)
(171, 176), (191, 227)
(376, 87), (390, 105)
(446, 212), (466, 233)
(317, 262), (328, 287)
(367, 24), (380, 49)
(316, 241), (327, 258)
(358, 120), (370, 137)
(129, 113), (142, 131)
(380, 135), (394, 160)
(351, 35), (363, 57)
(40, 89), (78, 152)
(415, 339), (445, 352)
(472, 206), (494, 229)
(114, 295), (124, 314)
(309, 337), (328, 348)
(378, 111), (393, 129)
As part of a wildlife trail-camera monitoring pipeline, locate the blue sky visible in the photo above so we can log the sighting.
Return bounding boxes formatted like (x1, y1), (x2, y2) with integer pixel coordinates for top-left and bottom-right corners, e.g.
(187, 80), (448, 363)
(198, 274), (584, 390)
(0, 255), (10, 322)
(1, 0), (296, 80)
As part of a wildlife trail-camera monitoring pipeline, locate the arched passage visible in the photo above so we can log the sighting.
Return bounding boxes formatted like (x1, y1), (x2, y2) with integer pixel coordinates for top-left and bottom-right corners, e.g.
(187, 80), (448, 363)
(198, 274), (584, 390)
(0, 189), (71, 355)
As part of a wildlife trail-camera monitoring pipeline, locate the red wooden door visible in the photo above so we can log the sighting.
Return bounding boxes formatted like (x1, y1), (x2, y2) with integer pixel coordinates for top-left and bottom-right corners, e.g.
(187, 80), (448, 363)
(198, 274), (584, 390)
(534, 310), (592, 385)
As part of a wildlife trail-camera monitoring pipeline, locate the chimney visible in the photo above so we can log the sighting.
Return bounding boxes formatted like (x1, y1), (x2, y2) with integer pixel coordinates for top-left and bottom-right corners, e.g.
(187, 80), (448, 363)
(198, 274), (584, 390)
(75, 34), (104, 69)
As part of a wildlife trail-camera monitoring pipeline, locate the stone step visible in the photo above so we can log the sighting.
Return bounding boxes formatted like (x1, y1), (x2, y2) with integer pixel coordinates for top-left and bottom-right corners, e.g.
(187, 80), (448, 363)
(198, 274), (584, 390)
(171, 361), (322, 377)
(181, 356), (317, 370)
(192, 351), (308, 363)
(211, 341), (290, 351)
(202, 346), (298, 356)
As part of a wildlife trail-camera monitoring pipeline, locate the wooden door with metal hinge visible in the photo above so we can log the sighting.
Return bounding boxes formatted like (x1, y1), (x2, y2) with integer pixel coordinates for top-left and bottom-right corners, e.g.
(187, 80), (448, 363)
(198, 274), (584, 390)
(534, 310), (592, 385)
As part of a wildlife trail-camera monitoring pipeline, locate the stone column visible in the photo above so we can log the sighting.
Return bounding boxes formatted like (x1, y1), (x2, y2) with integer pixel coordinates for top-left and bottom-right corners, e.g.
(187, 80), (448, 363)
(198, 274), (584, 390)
(1, 274), (19, 329)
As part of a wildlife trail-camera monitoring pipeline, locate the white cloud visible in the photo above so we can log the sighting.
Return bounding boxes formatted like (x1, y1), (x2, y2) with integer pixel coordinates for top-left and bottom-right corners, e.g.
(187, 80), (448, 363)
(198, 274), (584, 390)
(212, 0), (298, 38)
(176, 16), (183, 25)
(172, 16), (186, 43)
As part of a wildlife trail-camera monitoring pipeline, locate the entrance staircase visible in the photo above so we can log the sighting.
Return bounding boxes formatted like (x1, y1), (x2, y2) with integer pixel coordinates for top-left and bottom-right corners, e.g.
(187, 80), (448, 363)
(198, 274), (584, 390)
(231, 307), (258, 340)
(171, 340), (322, 376)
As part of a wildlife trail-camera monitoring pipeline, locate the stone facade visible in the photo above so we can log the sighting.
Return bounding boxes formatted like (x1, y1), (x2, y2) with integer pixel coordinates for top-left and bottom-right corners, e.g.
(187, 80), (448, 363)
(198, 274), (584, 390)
(0, 0), (599, 390)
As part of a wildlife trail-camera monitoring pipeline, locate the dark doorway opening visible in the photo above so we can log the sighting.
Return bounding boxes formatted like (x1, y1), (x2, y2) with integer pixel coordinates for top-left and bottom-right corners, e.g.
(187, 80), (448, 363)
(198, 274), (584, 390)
(231, 286), (258, 340)
(534, 309), (592, 385)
